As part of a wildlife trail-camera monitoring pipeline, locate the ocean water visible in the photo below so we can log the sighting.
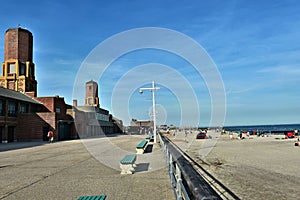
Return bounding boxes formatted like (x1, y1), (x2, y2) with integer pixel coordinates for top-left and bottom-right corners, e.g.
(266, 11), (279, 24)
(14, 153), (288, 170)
(223, 124), (300, 134)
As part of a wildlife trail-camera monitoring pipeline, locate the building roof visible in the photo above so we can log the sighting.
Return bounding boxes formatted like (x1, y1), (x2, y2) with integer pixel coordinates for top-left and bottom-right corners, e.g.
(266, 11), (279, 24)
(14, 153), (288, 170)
(76, 106), (109, 114)
(0, 87), (42, 104)
(6, 26), (32, 35)
(86, 80), (97, 84)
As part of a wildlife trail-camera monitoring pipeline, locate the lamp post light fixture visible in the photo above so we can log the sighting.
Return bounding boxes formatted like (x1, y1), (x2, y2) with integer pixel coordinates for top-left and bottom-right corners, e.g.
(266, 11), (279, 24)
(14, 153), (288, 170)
(139, 81), (160, 143)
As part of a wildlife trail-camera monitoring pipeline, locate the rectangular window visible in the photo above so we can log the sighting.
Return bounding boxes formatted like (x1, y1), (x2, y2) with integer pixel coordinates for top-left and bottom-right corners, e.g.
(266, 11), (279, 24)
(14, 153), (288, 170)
(88, 98), (93, 105)
(8, 63), (16, 74)
(29, 65), (34, 76)
(19, 63), (26, 75)
(19, 103), (28, 113)
(8, 101), (17, 117)
(55, 108), (61, 113)
(0, 100), (4, 116)
(0, 65), (3, 76)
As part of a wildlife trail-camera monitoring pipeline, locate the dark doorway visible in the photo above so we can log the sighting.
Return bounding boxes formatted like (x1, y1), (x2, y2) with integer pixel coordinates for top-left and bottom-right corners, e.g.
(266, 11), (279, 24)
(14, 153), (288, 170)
(8, 126), (14, 143)
(43, 126), (50, 141)
(58, 123), (71, 140)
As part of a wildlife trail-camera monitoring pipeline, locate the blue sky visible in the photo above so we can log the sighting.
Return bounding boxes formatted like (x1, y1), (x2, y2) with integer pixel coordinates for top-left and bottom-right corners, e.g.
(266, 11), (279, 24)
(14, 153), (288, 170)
(1, 0), (300, 126)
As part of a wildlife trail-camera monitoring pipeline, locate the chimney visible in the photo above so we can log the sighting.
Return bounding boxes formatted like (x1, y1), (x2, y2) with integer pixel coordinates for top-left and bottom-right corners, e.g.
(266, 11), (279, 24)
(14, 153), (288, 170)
(73, 99), (77, 107)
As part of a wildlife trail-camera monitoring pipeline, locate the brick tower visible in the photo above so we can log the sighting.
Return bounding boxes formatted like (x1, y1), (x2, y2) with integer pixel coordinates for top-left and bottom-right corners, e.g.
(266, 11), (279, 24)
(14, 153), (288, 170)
(85, 80), (99, 107)
(0, 27), (37, 97)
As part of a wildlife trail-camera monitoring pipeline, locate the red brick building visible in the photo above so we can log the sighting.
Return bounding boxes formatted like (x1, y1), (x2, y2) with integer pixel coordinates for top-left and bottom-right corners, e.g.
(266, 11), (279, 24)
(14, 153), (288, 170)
(0, 87), (41, 142)
(0, 27), (75, 142)
(0, 27), (123, 143)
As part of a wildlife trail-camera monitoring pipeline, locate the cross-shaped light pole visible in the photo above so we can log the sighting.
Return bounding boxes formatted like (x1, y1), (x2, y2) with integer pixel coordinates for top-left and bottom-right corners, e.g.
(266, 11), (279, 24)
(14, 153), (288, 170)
(139, 81), (160, 143)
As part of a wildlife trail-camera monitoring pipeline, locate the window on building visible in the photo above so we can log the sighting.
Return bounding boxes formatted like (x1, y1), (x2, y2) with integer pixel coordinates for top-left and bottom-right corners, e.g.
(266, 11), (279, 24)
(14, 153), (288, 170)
(55, 108), (61, 113)
(88, 98), (93, 105)
(8, 101), (17, 117)
(0, 65), (3, 76)
(89, 86), (92, 90)
(8, 63), (16, 74)
(19, 63), (26, 75)
(0, 100), (4, 116)
(19, 103), (28, 113)
(29, 65), (34, 76)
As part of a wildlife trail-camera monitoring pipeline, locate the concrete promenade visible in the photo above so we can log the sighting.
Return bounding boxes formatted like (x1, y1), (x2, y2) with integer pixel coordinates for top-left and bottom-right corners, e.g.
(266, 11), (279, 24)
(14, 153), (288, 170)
(0, 134), (175, 200)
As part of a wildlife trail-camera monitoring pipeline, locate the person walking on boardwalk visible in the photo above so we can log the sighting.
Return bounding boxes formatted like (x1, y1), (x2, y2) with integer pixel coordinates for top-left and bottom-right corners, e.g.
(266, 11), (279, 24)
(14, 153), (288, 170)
(47, 130), (54, 143)
(185, 130), (188, 143)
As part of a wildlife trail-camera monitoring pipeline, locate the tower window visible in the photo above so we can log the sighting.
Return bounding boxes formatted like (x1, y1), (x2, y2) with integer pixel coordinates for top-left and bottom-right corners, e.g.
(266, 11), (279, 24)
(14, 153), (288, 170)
(89, 86), (92, 90)
(29, 66), (34, 76)
(1, 65), (3, 76)
(8, 63), (16, 74)
(19, 63), (26, 75)
(88, 98), (93, 105)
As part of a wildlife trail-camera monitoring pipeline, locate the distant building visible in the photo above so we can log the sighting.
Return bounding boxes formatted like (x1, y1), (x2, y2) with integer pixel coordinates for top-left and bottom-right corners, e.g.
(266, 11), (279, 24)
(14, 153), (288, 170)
(130, 119), (153, 127)
(71, 81), (123, 137)
(85, 80), (99, 107)
(127, 119), (153, 135)
(34, 96), (75, 141)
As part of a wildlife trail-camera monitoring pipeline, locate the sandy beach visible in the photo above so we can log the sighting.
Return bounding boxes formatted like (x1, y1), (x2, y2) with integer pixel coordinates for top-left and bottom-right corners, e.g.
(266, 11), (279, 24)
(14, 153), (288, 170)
(169, 130), (300, 200)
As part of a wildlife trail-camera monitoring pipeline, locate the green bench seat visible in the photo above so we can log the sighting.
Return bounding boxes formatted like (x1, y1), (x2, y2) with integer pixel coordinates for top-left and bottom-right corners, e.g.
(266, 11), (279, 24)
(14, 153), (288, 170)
(120, 154), (137, 165)
(136, 140), (148, 149)
(77, 195), (106, 200)
(120, 154), (137, 174)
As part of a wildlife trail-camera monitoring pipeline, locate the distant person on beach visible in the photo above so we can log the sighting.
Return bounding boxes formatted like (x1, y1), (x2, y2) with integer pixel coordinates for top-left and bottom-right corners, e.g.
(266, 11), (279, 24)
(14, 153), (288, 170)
(294, 129), (298, 136)
(229, 132), (233, 139)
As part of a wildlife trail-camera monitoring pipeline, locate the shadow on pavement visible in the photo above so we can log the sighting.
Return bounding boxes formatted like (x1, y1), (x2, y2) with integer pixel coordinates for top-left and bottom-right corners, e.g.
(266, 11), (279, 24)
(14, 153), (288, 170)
(144, 144), (153, 153)
(135, 163), (150, 172)
(0, 141), (49, 152)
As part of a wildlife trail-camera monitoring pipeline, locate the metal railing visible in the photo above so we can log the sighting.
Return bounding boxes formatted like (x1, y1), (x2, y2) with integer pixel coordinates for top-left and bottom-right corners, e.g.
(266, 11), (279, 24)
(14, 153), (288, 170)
(159, 132), (221, 200)
(158, 132), (240, 200)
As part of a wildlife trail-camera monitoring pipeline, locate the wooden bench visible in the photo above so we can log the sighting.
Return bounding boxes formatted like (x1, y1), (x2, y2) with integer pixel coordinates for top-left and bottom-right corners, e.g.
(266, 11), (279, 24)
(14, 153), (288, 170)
(119, 154), (137, 174)
(136, 140), (148, 154)
(77, 195), (106, 200)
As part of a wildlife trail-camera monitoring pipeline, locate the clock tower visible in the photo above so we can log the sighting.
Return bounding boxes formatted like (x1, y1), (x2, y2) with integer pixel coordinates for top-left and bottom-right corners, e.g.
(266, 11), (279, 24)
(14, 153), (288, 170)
(0, 26), (37, 97)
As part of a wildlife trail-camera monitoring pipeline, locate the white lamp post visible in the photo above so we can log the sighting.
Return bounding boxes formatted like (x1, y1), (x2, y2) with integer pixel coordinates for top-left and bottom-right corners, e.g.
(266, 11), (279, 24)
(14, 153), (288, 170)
(139, 81), (160, 143)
